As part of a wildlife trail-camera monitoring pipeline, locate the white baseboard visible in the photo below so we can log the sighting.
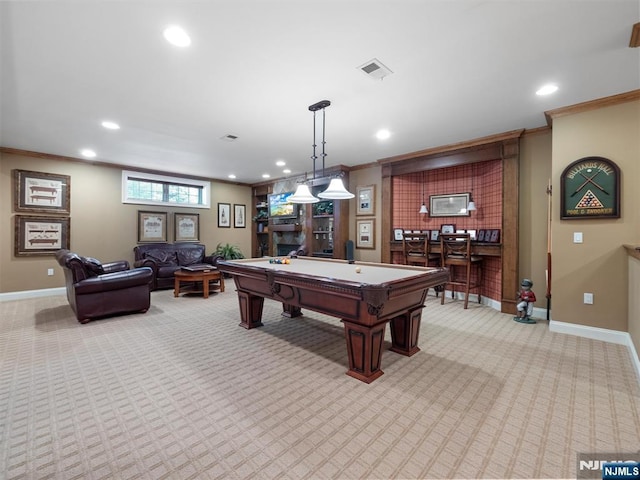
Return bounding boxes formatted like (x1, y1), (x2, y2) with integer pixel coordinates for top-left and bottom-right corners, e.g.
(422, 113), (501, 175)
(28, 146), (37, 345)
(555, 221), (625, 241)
(550, 320), (640, 384)
(434, 291), (640, 385)
(0, 287), (66, 302)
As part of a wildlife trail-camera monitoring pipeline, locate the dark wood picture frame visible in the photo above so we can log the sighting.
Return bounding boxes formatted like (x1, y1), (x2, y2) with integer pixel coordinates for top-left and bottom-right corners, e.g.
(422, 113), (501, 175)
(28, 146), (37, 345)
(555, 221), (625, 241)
(15, 215), (70, 256)
(137, 211), (168, 243)
(174, 213), (199, 242)
(14, 169), (71, 215)
(218, 203), (231, 228)
(429, 193), (470, 217)
(234, 204), (246, 228)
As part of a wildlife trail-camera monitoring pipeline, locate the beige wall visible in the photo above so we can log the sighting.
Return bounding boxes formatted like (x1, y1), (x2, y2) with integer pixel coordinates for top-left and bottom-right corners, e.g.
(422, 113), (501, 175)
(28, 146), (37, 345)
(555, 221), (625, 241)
(629, 255), (640, 355)
(0, 151), (252, 293)
(518, 129), (553, 311)
(551, 100), (640, 332)
(348, 165), (382, 262)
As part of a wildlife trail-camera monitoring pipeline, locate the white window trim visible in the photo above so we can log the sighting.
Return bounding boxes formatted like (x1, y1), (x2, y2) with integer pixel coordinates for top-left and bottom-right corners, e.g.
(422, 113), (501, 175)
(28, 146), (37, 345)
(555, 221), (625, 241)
(121, 170), (211, 209)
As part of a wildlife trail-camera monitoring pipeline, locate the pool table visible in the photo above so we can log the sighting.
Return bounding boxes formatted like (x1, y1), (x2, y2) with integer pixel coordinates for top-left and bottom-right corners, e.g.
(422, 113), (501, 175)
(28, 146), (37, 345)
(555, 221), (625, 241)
(217, 257), (449, 383)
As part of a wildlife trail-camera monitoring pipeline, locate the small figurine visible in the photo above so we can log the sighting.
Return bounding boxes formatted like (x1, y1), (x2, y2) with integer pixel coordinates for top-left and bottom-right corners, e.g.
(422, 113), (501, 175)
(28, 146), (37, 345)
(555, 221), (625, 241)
(514, 278), (536, 324)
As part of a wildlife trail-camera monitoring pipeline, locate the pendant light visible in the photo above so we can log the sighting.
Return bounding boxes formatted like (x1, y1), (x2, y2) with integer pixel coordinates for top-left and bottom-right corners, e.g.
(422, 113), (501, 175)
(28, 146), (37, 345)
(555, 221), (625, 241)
(418, 172), (428, 214)
(289, 100), (354, 203)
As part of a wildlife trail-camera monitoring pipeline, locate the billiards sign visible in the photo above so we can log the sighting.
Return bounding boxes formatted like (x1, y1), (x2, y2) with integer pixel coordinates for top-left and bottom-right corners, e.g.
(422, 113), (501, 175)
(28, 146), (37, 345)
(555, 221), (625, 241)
(560, 156), (620, 220)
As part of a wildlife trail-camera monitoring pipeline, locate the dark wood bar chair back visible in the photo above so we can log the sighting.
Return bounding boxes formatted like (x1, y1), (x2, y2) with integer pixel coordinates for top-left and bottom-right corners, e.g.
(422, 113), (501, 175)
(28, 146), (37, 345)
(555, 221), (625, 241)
(439, 233), (483, 309)
(403, 232), (441, 297)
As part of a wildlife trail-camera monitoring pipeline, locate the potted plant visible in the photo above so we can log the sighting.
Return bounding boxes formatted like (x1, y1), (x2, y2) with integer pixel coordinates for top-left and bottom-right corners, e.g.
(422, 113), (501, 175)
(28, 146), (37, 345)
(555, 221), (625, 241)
(214, 243), (245, 260)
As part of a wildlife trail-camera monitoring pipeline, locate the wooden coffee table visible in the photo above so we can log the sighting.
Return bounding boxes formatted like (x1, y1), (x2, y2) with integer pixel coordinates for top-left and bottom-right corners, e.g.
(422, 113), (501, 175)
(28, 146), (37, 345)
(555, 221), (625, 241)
(174, 269), (225, 298)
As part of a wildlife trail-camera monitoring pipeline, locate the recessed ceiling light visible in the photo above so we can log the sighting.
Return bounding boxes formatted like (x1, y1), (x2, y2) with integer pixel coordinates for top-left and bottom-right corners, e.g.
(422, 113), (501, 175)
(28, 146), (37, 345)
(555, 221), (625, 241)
(262, 174), (270, 179)
(536, 84), (558, 96)
(283, 169), (291, 174)
(276, 160), (286, 167)
(376, 129), (391, 140)
(228, 174), (236, 179)
(101, 120), (120, 130)
(163, 25), (191, 47)
(80, 149), (96, 158)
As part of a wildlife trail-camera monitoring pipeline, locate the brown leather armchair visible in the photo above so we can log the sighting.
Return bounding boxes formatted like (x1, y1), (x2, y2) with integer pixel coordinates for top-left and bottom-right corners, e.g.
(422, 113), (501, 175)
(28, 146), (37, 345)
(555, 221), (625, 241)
(55, 249), (154, 324)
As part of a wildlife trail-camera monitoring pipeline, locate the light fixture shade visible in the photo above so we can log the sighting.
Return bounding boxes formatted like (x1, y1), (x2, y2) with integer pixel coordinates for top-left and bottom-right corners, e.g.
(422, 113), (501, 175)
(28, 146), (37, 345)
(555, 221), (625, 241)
(317, 178), (355, 199)
(288, 184), (319, 204)
(419, 204), (428, 214)
(467, 200), (477, 211)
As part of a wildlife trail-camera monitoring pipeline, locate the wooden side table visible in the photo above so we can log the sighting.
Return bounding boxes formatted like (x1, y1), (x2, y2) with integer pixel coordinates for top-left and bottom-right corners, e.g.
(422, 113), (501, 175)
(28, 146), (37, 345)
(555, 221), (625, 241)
(174, 269), (225, 298)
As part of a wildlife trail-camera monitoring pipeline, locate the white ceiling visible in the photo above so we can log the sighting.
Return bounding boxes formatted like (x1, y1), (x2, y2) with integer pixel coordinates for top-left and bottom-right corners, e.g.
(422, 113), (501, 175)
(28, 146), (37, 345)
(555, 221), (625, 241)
(1, 1), (639, 185)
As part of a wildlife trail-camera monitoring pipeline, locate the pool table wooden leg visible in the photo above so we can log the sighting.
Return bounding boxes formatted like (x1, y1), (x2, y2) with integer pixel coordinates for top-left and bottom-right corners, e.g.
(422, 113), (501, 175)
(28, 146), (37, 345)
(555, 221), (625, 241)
(342, 320), (386, 383)
(281, 303), (302, 318)
(389, 306), (423, 356)
(236, 291), (264, 329)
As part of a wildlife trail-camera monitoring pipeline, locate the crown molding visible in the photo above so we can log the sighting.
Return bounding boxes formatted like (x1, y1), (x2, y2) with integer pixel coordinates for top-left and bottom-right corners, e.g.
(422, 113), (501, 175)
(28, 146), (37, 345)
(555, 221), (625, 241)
(544, 89), (640, 126)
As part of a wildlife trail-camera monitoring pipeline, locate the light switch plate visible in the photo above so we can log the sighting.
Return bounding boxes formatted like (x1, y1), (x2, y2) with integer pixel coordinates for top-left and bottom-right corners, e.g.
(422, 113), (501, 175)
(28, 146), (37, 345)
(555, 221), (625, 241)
(573, 232), (583, 243)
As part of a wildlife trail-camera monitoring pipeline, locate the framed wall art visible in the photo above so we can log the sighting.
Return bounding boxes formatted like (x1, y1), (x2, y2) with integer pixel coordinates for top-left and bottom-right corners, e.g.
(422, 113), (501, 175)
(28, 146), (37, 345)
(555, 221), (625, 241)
(14, 169), (70, 215)
(174, 213), (199, 242)
(218, 203), (231, 228)
(429, 193), (470, 217)
(486, 229), (501, 243)
(234, 204), (246, 228)
(138, 211), (167, 243)
(560, 156), (620, 220)
(356, 185), (375, 216)
(356, 218), (375, 249)
(15, 215), (70, 256)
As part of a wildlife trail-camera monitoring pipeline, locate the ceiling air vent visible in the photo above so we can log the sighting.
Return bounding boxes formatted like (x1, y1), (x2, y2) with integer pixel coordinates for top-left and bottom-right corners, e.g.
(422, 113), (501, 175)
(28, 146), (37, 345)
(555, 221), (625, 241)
(358, 58), (393, 80)
(220, 134), (238, 142)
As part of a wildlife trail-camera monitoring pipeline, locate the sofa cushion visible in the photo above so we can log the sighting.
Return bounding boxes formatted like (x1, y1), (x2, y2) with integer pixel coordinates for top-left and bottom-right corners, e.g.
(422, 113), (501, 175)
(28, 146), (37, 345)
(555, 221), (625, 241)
(82, 257), (105, 277)
(177, 248), (204, 266)
(157, 265), (181, 278)
(144, 249), (177, 266)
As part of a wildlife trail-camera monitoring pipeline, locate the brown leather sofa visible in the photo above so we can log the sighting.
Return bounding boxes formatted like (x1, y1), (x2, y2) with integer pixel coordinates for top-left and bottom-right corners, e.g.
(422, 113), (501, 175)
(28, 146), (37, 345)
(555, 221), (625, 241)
(133, 243), (221, 290)
(55, 249), (154, 324)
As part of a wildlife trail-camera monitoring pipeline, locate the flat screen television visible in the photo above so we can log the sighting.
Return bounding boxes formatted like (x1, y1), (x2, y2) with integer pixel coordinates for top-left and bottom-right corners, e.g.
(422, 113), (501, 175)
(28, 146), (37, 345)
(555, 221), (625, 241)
(268, 192), (298, 219)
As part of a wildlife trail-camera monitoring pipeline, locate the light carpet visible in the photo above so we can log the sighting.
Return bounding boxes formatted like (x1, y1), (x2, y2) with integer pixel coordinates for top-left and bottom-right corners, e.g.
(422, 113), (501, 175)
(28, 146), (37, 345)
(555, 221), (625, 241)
(1, 289), (639, 479)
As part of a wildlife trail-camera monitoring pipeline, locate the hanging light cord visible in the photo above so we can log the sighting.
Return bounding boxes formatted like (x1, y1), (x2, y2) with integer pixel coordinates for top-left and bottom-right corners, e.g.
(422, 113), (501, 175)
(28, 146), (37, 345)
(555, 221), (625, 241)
(311, 110), (317, 180)
(321, 107), (327, 179)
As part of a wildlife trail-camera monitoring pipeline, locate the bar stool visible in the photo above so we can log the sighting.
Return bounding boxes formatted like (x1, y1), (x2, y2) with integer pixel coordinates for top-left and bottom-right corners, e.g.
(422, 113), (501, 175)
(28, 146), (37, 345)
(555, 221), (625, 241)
(439, 233), (483, 309)
(403, 232), (441, 297)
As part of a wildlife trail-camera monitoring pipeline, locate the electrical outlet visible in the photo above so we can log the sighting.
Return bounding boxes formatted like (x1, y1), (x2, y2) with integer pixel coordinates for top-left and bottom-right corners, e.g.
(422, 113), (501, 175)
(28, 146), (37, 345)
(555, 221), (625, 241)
(583, 292), (593, 304)
(47, 268), (54, 276)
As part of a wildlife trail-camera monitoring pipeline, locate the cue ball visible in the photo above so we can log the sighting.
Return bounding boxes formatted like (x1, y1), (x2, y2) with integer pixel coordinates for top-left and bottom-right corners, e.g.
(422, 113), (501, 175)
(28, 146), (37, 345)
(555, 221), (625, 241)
(355, 267), (361, 273)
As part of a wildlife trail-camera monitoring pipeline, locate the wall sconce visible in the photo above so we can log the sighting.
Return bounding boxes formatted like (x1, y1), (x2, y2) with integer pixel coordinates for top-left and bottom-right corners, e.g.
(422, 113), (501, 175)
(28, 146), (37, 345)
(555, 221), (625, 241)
(467, 164), (477, 212)
(418, 172), (428, 214)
